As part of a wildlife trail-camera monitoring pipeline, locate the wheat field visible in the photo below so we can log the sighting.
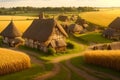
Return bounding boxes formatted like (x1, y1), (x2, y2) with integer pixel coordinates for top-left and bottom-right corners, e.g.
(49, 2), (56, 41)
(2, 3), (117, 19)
(80, 9), (120, 27)
(0, 48), (31, 75)
(84, 50), (120, 71)
(0, 16), (36, 33)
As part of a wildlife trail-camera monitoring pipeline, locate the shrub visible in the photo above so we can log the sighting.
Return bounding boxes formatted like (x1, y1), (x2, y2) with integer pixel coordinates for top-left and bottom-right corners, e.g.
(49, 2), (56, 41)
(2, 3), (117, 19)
(47, 47), (56, 55)
(84, 50), (120, 71)
(0, 48), (31, 75)
(67, 42), (74, 49)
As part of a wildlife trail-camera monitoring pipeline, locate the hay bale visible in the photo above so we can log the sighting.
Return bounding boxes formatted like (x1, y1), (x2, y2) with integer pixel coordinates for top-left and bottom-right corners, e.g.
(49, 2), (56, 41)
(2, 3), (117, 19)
(0, 48), (31, 75)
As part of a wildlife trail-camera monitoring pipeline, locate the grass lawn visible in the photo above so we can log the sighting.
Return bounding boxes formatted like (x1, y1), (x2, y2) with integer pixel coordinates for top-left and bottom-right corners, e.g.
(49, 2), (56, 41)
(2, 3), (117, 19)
(71, 56), (120, 79)
(0, 63), (54, 80)
(19, 38), (84, 61)
(75, 32), (113, 44)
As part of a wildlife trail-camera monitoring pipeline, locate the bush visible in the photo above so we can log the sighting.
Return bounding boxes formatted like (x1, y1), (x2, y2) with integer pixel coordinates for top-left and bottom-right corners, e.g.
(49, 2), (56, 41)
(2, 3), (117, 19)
(47, 47), (56, 55)
(67, 42), (74, 49)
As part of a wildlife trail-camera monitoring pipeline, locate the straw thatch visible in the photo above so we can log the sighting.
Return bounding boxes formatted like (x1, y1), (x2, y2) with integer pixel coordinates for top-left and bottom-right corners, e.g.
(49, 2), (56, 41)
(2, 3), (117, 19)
(75, 17), (88, 28)
(58, 15), (69, 22)
(90, 42), (120, 50)
(109, 17), (120, 30)
(69, 24), (83, 34)
(103, 17), (120, 40)
(1, 21), (22, 38)
(109, 42), (120, 50)
(61, 23), (69, 34)
(70, 15), (77, 21)
(23, 19), (68, 42)
(23, 18), (68, 52)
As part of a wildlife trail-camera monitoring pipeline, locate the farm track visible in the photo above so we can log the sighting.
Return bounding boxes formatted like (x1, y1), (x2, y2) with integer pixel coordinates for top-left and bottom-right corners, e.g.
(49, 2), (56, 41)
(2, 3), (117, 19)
(8, 46), (120, 80)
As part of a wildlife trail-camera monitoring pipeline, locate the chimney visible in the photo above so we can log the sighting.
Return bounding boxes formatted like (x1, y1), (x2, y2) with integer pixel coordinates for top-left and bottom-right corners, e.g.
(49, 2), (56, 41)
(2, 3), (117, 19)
(39, 12), (45, 19)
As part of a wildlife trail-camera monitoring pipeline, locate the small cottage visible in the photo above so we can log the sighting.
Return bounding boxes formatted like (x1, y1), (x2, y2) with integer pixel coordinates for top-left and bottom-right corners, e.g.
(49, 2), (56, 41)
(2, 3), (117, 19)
(58, 15), (69, 22)
(22, 16), (68, 52)
(69, 24), (83, 34)
(0, 20), (24, 47)
(103, 17), (120, 40)
(75, 17), (88, 29)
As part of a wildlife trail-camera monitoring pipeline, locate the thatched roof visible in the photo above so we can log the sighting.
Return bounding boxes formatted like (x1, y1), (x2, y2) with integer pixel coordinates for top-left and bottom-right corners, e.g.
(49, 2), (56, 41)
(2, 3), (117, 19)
(102, 28), (115, 37)
(58, 15), (69, 22)
(109, 42), (120, 50)
(75, 17), (88, 28)
(50, 39), (67, 48)
(23, 18), (68, 43)
(1, 21), (22, 38)
(108, 17), (120, 30)
(69, 24), (83, 33)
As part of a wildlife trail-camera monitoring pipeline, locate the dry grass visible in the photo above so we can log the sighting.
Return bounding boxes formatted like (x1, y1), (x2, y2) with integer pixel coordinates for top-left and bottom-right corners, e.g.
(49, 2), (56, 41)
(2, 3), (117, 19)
(0, 48), (31, 75)
(80, 9), (120, 27)
(0, 16), (36, 33)
(84, 50), (120, 71)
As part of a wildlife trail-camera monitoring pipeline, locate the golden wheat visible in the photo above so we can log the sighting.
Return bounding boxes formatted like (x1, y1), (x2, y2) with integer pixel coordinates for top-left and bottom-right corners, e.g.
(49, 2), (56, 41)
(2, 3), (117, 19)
(0, 48), (31, 75)
(0, 16), (36, 33)
(84, 50), (120, 71)
(80, 9), (120, 27)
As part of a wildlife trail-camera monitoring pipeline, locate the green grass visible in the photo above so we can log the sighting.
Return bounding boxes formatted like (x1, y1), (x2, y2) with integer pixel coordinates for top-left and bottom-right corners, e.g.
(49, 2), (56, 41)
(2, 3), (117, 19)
(19, 38), (84, 61)
(0, 64), (44, 80)
(75, 32), (113, 44)
(0, 63), (54, 80)
(71, 56), (120, 79)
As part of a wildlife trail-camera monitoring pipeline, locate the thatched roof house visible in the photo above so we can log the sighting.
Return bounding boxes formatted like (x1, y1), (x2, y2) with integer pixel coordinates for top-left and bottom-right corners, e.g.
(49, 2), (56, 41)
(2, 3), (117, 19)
(109, 42), (120, 50)
(109, 17), (120, 30)
(75, 17), (88, 29)
(1, 21), (21, 38)
(1, 20), (24, 47)
(69, 24), (83, 34)
(58, 15), (69, 22)
(23, 17), (68, 52)
(103, 17), (120, 40)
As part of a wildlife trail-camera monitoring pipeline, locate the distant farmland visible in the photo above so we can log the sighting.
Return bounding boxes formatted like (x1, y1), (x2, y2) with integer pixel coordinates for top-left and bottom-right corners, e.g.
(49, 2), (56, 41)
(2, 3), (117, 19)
(80, 9), (120, 27)
(0, 16), (36, 33)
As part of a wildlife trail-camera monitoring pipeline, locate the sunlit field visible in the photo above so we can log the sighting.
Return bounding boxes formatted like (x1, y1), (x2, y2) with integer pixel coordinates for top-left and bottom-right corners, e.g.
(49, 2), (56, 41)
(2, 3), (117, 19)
(80, 9), (120, 27)
(84, 50), (120, 71)
(0, 48), (31, 75)
(0, 16), (36, 33)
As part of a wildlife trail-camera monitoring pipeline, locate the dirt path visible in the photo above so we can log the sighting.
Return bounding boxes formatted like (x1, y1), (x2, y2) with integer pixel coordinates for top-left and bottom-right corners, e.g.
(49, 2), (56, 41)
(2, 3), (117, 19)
(35, 63), (60, 80)
(80, 65), (120, 80)
(8, 45), (120, 80)
(66, 60), (100, 80)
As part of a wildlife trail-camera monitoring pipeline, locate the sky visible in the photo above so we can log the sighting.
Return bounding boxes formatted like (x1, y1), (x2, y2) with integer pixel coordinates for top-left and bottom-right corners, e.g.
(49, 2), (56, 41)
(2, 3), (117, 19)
(0, 0), (120, 7)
